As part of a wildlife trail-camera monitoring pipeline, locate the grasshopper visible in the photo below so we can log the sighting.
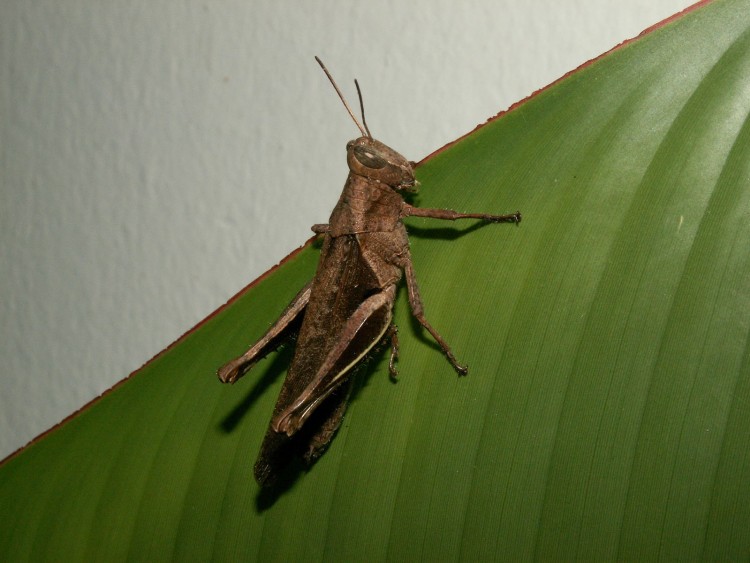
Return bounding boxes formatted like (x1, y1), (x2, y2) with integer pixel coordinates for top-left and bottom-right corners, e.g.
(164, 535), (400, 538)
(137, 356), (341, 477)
(219, 57), (521, 486)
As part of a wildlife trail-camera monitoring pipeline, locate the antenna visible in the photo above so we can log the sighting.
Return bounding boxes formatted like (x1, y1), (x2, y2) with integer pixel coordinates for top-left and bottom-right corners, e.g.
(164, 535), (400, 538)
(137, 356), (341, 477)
(315, 56), (372, 138)
(354, 79), (372, 138)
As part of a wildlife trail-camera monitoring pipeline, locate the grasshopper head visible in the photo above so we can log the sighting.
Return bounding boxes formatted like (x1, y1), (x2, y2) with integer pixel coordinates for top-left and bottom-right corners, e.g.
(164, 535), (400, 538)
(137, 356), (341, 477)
(346, 137), (418, 192)
(314, 57), (419, 193)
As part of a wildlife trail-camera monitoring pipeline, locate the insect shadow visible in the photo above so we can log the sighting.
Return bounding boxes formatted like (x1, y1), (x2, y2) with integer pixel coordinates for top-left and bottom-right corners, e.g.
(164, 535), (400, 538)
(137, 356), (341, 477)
(405, 218), (492, 241)
(219, 341), (297, 436)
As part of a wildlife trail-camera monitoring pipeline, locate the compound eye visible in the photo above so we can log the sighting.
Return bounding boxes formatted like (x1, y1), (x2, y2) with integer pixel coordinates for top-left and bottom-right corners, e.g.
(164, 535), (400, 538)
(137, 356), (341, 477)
(352, 145), (386, 169)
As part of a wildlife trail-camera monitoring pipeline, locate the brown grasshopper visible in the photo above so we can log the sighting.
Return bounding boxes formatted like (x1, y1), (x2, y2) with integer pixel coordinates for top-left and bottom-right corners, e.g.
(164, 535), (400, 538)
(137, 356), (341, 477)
(218, 57), (521, 486)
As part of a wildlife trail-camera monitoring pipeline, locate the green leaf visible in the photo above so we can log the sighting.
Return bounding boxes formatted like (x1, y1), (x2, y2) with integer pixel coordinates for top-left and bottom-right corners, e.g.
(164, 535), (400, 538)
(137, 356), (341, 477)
(3, 1), (750, 560)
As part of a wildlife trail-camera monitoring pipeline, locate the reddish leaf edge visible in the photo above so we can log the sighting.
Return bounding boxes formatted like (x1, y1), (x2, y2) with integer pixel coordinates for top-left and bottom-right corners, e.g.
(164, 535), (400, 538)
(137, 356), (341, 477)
(418, 0), (714, 165)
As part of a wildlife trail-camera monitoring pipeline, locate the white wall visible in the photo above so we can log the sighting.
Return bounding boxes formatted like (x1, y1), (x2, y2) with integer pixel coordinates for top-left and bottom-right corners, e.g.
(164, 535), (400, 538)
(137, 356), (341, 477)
(1, 1), (696, 460)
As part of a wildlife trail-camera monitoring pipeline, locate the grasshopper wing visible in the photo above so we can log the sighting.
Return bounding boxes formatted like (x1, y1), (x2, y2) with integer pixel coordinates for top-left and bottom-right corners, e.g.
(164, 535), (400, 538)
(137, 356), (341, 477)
(254, 233), (396, 485)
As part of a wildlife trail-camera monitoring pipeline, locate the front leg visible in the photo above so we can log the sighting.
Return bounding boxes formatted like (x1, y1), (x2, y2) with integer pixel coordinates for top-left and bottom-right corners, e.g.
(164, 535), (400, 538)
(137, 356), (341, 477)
(402, 204), (521, 224)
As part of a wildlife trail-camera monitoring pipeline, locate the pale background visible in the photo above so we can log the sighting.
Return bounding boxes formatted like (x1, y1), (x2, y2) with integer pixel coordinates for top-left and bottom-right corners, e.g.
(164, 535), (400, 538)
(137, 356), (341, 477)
(1, 1), (696, 460)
